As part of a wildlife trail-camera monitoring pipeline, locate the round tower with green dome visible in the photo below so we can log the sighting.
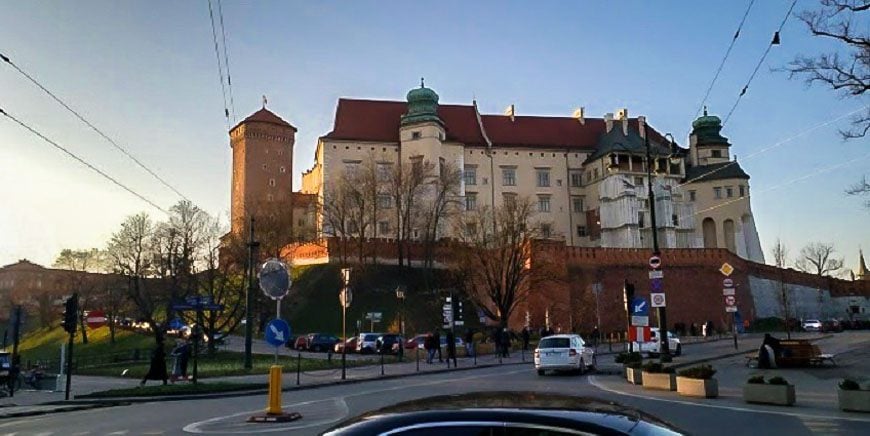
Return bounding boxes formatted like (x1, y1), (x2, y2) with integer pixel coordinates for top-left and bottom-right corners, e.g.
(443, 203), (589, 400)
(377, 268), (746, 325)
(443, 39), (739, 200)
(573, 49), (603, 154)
(689, 107), (731, 166)
(401, 78), (443, 126)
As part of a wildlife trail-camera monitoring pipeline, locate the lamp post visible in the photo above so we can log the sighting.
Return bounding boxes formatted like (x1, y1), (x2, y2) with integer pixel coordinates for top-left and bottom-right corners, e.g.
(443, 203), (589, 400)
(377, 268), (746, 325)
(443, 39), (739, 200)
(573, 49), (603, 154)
(396, 286), (406, 362)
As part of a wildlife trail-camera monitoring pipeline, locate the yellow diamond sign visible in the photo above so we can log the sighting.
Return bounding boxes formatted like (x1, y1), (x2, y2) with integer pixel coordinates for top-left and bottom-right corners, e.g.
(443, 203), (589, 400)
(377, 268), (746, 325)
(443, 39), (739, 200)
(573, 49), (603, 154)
(719, 262), (734, 277)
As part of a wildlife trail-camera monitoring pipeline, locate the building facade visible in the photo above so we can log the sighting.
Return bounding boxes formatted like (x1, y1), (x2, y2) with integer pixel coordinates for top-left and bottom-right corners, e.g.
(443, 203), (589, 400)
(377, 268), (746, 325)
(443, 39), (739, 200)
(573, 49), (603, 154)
(300, 84), (763, 261)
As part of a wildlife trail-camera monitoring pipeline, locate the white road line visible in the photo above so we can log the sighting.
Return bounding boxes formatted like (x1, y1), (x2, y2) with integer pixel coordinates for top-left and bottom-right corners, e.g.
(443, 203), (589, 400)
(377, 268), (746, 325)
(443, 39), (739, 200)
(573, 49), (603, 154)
(183, 366), (528, 434)
(587, 376), (870, 423)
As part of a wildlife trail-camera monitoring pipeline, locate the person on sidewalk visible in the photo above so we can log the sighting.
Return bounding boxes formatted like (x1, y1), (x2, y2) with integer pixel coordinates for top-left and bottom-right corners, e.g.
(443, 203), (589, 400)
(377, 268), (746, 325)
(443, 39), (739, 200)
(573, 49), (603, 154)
(446, 329), (457, 367)
(464, 329), (475, 358)
(424, 333), (436, 364)
(521, 327), (530, 351)
(500, 328), (511, 358)
(433, 330), (443, 363)
(591, 326), (600, 348)
(141, 338), (168, 386)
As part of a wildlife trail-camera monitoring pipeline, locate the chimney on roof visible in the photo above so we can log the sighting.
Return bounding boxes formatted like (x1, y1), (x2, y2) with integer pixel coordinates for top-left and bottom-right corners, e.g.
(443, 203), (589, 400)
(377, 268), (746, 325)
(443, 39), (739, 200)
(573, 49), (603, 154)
(604, 113), (614, 133)
(616, 108), (629, 135)
(504, 104), (515, 122)
(572, 107), (586, 125)
(637, 116), (646, 139)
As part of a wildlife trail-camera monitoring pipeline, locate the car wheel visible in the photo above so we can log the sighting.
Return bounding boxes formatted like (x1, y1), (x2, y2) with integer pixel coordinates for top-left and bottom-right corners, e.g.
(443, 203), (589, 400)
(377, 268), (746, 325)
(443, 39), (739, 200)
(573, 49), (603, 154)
(537, 369), (545, 376)
(674, 345), (682, 356)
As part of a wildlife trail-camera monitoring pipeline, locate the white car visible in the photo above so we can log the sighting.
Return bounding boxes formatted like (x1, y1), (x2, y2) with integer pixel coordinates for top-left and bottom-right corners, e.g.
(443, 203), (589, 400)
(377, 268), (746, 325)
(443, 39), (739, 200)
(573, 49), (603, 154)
(802, 319), (822, 332)
(534, 334), (595, 375)
(632, 328), (682, 357)
(357, 332), (382, 354)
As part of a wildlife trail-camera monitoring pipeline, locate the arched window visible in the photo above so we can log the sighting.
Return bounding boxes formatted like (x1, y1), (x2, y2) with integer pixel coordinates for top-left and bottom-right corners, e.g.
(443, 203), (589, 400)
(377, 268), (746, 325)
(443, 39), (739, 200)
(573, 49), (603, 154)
(702, 218), (717, 248)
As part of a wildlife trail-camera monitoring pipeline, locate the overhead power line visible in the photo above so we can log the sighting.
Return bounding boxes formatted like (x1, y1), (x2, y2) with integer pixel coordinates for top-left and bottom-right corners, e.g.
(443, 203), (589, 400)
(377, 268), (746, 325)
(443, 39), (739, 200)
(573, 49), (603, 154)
(722, 0), (798, 126)
(0, 107), (169, 215)
(0, 52), (192, 203)
(217, 0), (236, 124)
(694, 0), (757, 119)
(207, 0), (231, 129)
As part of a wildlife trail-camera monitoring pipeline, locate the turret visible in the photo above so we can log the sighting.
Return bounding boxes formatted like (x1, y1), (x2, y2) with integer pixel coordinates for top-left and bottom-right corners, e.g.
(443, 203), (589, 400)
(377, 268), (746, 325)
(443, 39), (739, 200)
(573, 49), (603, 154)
(399, 79), (445, 165)
(688, 108), (731, 166)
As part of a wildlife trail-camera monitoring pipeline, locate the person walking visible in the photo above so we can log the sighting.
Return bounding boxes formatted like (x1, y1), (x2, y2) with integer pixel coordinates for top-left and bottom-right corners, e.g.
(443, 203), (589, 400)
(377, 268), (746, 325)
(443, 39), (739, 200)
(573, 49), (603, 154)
(169, 339), (183, 383)
(464, 329), (475, 358)
(521, 327), (530, 351)
(446, 330), (457, 367)
(500, 328), (511, 358)
(424, 333), (436, 364)
(592, 326), (600, 348)
(178, 339), (191, 380)
(433, 330), (443, 363)
(140, 338), (168, 386)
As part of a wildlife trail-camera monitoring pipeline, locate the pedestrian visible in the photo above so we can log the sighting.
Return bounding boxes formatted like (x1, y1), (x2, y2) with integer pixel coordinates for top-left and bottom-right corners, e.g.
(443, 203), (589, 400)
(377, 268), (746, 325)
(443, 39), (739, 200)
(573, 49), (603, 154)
(464, 328), (475, 357)
(178, 339), (191, 380)
(170, 339), (183, 383)
(500, 328), (511, 358)
(433, 330), (443, 363)
(521, 327), (530, 351)
(492, 328), (502, 357)
(446, 330), (457, 367)
(424, 333), (436, 364)
(140, 338), (168, 386)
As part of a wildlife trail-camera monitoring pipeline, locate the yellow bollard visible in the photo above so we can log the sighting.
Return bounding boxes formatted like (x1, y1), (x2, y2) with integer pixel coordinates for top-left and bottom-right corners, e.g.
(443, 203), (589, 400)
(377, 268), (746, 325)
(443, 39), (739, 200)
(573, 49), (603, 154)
(266, 365), (282, 415)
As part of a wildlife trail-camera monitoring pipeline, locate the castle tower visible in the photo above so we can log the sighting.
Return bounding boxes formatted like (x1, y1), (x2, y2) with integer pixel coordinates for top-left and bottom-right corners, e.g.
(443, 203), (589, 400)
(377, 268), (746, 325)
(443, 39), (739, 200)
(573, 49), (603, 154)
(857, 249), (869, 281)
(688, 107), (732, 166)
(399, 79), (445, 166)
(229, 104), (297, 235)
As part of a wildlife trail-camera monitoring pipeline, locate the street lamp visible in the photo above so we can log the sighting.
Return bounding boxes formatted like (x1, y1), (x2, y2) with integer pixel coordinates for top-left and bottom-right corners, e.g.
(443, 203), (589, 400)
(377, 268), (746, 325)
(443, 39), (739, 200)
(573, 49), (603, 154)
(396, 286), (406, 362)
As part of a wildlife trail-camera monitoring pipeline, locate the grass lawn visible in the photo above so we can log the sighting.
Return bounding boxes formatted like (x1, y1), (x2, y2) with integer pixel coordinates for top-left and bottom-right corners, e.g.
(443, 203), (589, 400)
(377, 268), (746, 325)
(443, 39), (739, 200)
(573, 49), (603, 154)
(76, 350), (397, 379)
(17, 326), (157, 363)
(77, 381), (267, 398)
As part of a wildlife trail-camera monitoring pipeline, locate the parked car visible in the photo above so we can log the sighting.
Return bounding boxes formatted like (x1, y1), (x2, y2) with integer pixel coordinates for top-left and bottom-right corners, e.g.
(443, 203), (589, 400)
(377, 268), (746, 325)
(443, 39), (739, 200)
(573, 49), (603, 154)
(334, 337), (358, 353)
(285, 334), (298, 349)
(307, 333), (340, 352)
(440, 335), (464, 349)
(802, 319), (822, 332)
(406, 334), (427, 349)
(632, 328), (682, 357)
(376, 334), (404, 354)
(822, 319), (843, 333)
(294, 334), (310, 350)
(357, 332), (382, 354)
(534, 334), (595, 375)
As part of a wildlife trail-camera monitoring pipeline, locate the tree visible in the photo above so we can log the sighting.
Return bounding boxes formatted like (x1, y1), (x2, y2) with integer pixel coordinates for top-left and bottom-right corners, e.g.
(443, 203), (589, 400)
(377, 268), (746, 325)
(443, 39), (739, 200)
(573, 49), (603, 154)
(197, 215), (246, 353)
(770, 238), (792, 339)
(450, 197), (553, 328)
(787, 0), (869, 139)
(795, 242), (845, 276)
(53, 248), (107, 344)
(321, 168), (360, 265)
(846, 175), (870, 209)
(419, 160), (462, 269)
(390, 159), (432, 267)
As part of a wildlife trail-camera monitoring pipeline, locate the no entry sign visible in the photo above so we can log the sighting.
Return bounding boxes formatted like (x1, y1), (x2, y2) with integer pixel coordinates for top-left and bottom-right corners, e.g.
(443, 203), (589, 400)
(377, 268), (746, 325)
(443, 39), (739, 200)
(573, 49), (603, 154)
(649, 255), (662, 269)
(86, 310), (107, 329)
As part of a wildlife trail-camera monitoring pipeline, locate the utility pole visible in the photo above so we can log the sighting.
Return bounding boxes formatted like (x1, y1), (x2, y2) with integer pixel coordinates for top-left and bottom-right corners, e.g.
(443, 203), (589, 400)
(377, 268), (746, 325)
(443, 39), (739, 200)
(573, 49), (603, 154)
(244, 217), (260, 370)
(644, 124), (670, 362)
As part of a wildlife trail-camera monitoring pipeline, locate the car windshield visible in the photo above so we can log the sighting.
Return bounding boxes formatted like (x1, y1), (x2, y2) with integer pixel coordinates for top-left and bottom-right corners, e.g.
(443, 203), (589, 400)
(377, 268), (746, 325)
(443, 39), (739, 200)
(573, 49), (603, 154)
(364, 335), (379, 341)
(539, 338), (570, 349)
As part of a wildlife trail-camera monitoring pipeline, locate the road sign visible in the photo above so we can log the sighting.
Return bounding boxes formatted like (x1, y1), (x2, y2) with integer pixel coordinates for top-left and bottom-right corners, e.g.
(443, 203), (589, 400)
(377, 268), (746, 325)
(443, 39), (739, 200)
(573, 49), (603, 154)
(724, 295), (736, 306)
(628, 326), (651, 342)
(631, 316), (649, 327)
(339, 287), (352, 308)
(341, 268), (351, 286)
(650, 293), (667, 308)
(649, 255), (662, 269)
(265, 319), (291, 347)
(630, 297), (648, 316)
(85, 310), (107, 329)
(726, 306), (738, 313)
(365, 312), (382, 321)
(723, 288), (736, 296)
(723, 278), (734, 288)
(259, 258), (291, 300)
(650, 278), (663, 292)
(648, 270), (663, 279)
(719, 262), (734, 277)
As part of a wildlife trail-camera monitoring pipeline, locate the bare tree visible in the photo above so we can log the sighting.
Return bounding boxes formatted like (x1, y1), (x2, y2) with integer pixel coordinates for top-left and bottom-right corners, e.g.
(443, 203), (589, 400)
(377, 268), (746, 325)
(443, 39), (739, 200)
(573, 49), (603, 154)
(770, 238), (792, 339)
(787, 0), (869, 139)
(420, 160), (462, 269)
(321, 169), (360, 265)
(53, 248), (107, 343)
(795, 242), (845, 276)
(390, 159), (432, 267)
(846, 175), (870, 209)
(198, 216), (246, 353)
(450, 197), (554, 328)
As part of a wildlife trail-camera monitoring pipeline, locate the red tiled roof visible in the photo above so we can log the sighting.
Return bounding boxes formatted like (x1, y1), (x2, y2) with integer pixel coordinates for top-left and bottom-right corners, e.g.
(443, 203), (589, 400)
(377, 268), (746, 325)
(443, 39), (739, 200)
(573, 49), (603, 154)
(232, 108), (297, 132)
(322, 98), (669, 149)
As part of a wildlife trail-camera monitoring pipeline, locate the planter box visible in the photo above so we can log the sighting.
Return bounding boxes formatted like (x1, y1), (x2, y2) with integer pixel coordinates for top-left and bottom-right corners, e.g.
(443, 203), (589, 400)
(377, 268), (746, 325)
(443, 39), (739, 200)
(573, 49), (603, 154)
(743, 383), (795, 406)
(642, 372), (676, 391)
(677, 377), (718, 398)
(626, 367), (643, 385)
(838, 389), (870, 413)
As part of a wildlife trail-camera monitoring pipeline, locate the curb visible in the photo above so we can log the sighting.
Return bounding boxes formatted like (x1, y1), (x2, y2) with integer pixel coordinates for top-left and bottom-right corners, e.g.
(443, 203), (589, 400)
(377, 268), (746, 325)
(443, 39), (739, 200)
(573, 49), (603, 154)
(0, 402), (120, 420)
(67, 359), (533, 404)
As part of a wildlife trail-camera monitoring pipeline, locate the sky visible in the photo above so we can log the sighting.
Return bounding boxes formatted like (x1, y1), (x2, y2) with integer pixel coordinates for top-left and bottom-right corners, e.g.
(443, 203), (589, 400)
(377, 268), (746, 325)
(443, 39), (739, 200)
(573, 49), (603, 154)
(0, 0), (867, 271)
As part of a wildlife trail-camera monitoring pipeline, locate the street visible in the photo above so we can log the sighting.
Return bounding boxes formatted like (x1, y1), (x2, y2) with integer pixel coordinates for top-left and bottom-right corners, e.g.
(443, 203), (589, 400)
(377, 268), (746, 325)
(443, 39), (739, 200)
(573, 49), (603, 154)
(0, 332), (867, 435)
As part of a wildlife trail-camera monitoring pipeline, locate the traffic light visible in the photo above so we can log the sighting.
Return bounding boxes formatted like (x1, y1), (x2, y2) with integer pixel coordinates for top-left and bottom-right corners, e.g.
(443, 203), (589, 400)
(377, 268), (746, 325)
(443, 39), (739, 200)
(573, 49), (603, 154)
(62, 293), (79, 334)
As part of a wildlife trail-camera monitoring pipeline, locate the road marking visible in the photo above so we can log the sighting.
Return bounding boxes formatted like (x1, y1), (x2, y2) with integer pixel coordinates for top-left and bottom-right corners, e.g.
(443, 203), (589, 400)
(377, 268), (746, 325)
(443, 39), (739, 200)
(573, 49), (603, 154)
(183, 366), (528, 434)
(587, 376), (870, 423)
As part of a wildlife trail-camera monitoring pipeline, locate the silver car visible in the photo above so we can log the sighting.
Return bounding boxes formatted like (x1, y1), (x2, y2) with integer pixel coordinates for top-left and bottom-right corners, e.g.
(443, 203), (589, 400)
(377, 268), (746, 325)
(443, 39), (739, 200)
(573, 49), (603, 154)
(534, 334), (595, 375)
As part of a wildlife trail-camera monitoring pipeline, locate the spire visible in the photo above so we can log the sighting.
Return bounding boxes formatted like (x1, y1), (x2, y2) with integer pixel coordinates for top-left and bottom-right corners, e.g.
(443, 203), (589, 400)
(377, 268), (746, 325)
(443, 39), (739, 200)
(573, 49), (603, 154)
(262, 95), (268, 108)
(858, 249), (868, 280)
(420, 77), (425, 88)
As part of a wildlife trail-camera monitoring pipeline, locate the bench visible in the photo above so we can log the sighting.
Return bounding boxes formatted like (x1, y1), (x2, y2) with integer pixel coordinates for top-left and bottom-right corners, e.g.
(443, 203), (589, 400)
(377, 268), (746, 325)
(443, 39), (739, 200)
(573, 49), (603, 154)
(745, 341), (835, 367)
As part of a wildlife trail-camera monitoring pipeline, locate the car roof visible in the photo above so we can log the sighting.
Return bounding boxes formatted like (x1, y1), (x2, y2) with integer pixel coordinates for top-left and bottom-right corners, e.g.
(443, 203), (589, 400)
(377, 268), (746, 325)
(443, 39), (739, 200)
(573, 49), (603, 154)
(541, 334), (581, 339)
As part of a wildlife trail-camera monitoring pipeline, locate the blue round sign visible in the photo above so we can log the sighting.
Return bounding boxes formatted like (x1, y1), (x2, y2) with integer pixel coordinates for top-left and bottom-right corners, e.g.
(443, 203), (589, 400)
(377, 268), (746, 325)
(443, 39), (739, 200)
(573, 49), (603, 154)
(265, 319), (291, 347)
(168, 318), (185, 330)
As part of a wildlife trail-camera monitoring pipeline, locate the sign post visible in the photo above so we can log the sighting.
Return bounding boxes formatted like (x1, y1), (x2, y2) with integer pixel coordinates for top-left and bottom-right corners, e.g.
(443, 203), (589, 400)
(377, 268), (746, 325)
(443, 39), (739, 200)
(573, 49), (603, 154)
(721, 265), (738, 350)
(340, 268), (351, 380)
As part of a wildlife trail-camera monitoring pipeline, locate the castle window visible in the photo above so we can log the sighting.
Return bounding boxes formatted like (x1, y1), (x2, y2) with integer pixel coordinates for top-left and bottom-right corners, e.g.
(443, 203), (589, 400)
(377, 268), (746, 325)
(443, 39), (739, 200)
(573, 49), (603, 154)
(411, 131), (421, 140)
(712, 149), (722, 158)
(689, 190), (696, 202)
(725, 186), (733, 198)
(262, 164), (267, 170)
(638, 211), (645, 228)
(278, 149), (284, 156)
(739, 185), (745, 197)
(377, 163), (392, 182)
(465, 193), (477, 211)
(576, 225), (587, 237)
(536, 169), (551, 187)
(503, 193), (517, 208)
(672, 214), (679, 226)
(269, 178), (276, 187)
(377, 194), (392, 209)
(570, 171), (582, 187)
(537, 195), (551, 213)
(502, 168), (516, 186)
(593, 168), (599, 179)
(540, 223), (552, 238)
(267, 194), (274, 202)
(572, 197), (585, 213)
(280, 166), (286, 173)
(464, 166), (477, 186)
(378, 221), (391, 235)
(714, 187), (722, 199)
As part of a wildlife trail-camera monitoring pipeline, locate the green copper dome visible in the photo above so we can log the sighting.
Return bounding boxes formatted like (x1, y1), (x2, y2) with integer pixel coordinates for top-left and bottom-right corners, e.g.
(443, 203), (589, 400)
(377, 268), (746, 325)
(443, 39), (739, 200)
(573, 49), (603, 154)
(401, 78), (443, 126)
(691, 108), (729, 146)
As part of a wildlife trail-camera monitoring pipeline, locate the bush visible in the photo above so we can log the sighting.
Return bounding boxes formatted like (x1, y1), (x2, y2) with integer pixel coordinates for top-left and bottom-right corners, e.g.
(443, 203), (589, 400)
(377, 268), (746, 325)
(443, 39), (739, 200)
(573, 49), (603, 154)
(747, 375), (765, 384)
(677, 364), (716, 380)
(626, 361), (642, 369)
(839, 379), (860, 391)
(615, 352), (642, 364)
(768, 376), (789, 386)
(642, 362), (674, 374)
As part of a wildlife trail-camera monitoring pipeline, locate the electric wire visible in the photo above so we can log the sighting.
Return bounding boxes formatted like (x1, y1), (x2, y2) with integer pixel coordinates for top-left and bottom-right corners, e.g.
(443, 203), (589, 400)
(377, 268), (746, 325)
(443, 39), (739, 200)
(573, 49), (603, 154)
(674, 105), (868, 190)
(0, 52), (191, 202)
(217, 0), (236, 123)
(0, 107), (169, 215)
(722, 0), (798, 126)
(207, 0), (231, 128)
(694, 0), (757, 119)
